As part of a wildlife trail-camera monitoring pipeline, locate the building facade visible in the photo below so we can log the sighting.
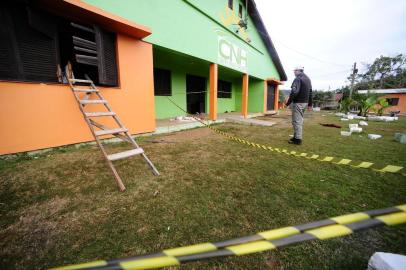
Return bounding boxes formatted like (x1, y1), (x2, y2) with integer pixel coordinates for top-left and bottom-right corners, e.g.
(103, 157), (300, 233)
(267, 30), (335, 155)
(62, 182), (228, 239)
(358, 89), (406, 114)
(0, 0), (286, 155)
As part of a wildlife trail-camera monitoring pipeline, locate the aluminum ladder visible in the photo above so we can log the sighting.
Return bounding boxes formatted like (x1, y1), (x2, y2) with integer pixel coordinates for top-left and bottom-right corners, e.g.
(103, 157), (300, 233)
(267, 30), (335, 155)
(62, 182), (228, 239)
(67, 74), (159, 191)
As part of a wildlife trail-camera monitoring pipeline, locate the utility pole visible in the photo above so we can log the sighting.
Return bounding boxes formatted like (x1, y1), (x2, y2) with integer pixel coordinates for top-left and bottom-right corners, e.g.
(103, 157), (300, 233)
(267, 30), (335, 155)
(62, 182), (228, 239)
(349, 62), (358, 99)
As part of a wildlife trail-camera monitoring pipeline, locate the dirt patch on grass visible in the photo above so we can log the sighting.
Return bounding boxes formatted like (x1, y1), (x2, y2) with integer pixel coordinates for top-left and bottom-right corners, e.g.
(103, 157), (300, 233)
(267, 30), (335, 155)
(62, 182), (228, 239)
(266, 253), (282, 268)
(155, 127), (217, 142)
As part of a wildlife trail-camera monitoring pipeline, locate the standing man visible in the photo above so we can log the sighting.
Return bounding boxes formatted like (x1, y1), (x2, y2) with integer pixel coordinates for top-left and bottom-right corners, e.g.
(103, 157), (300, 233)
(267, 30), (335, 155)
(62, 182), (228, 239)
(285, 66), (312, 145)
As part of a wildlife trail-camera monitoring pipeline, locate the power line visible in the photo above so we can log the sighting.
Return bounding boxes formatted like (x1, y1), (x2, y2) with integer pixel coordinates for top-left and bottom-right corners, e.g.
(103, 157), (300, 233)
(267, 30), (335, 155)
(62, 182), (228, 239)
(274, 40), (349, 68)
(316, 69), (352, 78)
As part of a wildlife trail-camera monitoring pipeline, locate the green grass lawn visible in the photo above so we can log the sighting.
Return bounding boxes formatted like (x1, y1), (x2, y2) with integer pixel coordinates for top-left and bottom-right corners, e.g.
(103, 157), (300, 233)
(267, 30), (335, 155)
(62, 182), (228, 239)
(1, 111), (405, 269)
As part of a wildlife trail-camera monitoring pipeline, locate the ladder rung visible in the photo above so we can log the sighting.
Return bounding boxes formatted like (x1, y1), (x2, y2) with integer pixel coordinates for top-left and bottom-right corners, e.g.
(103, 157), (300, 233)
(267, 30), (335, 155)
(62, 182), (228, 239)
(107, 148), (144, 161)
(85, 112), (116, 117)
(80, 100), (107, 104)
(70, 79), (92, 83)
(73, 88), (98, 92)
(95, 128), (128, 136)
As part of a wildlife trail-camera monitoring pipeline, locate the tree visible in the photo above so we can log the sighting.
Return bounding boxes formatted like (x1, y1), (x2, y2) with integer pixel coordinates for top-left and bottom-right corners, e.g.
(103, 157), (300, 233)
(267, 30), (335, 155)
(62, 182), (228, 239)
(374, 98), (392, 116)
(350, 91), (387, 116)
(354, 54), (406, 90)
(335, 86), (350, 99)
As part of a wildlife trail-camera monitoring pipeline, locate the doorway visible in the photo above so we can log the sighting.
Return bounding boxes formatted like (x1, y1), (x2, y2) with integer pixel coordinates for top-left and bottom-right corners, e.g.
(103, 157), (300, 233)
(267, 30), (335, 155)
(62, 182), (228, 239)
(267, 83), (275, 111)
(186, 74), (206, 114)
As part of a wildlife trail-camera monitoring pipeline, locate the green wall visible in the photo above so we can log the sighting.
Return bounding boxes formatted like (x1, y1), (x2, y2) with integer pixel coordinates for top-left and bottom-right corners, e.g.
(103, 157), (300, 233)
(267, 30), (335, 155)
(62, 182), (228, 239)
(84, 0), (281, 81)
(83, 0), (277, 118)
(217, 67), (242, 114)
(153, 47), (244, 119)
(153, 47), (208, 119)
(154, 69), (187, 119)
(248, 78), (264, 113)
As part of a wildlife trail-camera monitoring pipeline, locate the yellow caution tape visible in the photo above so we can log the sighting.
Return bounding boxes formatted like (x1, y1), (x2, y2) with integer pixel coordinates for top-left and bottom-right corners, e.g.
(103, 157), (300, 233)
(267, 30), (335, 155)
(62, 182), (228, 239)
(53, 205), (406, 270)
(207, 126), (405, 175)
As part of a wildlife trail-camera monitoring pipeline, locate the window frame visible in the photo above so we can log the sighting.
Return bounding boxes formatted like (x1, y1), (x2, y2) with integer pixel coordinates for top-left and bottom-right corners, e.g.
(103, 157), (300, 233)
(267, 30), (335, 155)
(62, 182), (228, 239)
(0, 5), (60, 83)
(238, 4), (243, 18)
(387, 98), (399, 106)
(153, 68), (172, 96)
(228, 0), (234, 10)
(218, 79), (232, 99)
(0, 3), (119, 87)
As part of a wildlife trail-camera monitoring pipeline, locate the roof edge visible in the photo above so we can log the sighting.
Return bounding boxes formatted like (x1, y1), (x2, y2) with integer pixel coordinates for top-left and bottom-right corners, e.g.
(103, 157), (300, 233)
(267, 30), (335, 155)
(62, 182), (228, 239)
(248, 0), (287, 81)
(358, 89), (406, 94)
(35, 0), (152, 39)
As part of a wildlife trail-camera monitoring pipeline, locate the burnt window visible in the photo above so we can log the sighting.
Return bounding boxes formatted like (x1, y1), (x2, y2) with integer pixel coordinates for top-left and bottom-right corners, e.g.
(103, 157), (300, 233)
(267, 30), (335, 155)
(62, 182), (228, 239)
(0, 5), (59, 82)
(218, 80), (232, 98)
(228, 0), (233, 10)
(0, 2), (118, 86)
(238, 4), (243, 18)
(64, 22), (118, 86)
(387, 98), (399, 106)
(154, 68), (171, 96)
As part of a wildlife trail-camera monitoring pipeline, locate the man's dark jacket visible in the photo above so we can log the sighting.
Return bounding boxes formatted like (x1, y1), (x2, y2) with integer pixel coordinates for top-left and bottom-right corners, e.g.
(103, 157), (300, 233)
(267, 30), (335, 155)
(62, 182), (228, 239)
(286, 72), (312, 106)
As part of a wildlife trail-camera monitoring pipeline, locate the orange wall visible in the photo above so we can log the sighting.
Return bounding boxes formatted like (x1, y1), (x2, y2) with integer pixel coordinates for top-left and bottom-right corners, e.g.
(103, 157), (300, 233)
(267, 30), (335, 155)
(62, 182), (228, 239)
(0, 34), (155, 155)
(383, 94), (406, 114)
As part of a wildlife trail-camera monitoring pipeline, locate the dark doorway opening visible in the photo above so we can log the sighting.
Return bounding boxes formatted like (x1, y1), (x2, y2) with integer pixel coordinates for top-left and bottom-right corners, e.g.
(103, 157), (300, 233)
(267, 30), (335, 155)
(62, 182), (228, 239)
(267, 83), (275, 111)
(186, 74), (206, 114)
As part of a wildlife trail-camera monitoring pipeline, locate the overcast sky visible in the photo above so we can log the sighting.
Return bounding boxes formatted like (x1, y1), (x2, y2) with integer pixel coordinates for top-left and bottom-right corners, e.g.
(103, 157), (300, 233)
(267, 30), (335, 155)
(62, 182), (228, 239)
(255, 0), (406, 90)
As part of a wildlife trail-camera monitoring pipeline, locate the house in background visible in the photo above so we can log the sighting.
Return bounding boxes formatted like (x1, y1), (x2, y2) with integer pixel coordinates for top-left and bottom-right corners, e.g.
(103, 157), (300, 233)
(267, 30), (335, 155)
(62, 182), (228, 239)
(358, 89), (406, 114)
(0, 0), (286, 155)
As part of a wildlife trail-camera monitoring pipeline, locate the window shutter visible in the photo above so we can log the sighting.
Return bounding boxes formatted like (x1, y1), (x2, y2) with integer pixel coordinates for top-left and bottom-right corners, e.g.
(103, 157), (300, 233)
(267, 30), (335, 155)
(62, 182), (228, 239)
(0, 5), (58, 82)
(218, 80), (232, 98)
(13, 6), (59, 82)
(95, 26), (118, 86)
(0, 6), (21, 80)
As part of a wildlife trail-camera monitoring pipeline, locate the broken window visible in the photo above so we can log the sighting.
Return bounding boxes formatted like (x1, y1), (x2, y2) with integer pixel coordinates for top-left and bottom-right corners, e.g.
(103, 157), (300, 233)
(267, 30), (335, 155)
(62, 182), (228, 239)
(67, 22), (118, 86)
(218, 80), (232, 98)
(153, 68), (171, 96)
(0, 2), (118, 86)
(0, 4), (59, 82)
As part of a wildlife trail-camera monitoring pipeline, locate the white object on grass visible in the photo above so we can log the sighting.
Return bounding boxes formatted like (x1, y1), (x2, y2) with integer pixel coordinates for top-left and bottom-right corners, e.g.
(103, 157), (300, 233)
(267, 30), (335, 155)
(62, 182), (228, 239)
(368, 134), (382, 140)
(350, 127), (362, 133)
(349, 124), (358, 129)
(367, 252), (406, 270)
(174, 116), (196, 122)
(359, 121), (368, 126)
(341, 131), (352, 136)
(368, 116), (398, 122)
(341, 118), (349, 121)
(394, 133), (406, 144)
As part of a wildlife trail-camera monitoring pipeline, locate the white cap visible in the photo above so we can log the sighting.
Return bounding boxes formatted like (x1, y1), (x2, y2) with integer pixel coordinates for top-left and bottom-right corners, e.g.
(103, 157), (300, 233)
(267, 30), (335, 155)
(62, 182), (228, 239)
(294, 66), (304, 71)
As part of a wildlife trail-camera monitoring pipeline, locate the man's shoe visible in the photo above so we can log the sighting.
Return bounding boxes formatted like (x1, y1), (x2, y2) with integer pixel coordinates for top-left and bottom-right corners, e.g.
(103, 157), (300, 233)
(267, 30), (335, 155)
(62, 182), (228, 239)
(288, 138), (302, 145)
